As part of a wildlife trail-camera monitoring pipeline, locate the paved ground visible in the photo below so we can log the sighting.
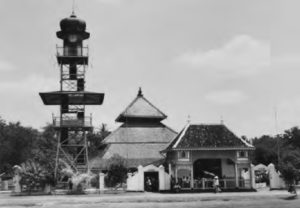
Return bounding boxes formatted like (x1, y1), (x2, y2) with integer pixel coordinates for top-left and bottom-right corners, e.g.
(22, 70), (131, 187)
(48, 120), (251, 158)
(0, 190), (299, 208)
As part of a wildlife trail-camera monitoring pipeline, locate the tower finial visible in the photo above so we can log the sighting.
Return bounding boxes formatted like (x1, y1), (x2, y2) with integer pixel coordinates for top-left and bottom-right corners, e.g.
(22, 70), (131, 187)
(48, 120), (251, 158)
(138, 87), (143, 97)
(72, 0), (76, 16)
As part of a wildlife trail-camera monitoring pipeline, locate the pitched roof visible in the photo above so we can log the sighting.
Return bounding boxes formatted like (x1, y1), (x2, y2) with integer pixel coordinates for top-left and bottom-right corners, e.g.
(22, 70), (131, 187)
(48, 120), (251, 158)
(115, 88), (167, 122)
(165, 124), (254, 151)
(103, 123), (177, 144)
(91, 122), (177, 169)
(90, 143), (170, 169)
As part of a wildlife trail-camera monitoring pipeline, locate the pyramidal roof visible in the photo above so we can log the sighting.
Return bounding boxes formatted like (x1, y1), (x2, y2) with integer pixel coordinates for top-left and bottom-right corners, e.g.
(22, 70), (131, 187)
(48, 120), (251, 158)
(164, 124), (254, 151)
(115, 88), (167, 122)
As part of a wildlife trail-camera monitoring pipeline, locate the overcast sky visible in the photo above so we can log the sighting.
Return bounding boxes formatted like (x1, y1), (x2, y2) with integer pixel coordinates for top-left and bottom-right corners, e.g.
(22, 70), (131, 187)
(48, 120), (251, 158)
(0, 0), (299, 138)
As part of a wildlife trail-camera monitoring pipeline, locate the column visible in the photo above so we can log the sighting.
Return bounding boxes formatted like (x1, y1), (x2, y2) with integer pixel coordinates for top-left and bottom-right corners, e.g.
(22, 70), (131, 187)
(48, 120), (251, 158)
(248, 163), (253, 189)
(99, 172), (105, 192)
(251, 164), (255, 189)
(159, 165), (165, 191)
(235, 163), (238, 188)
(190, 165), (194, 189)
(138, 165), (144, 191)
(175, 166), (178, 183)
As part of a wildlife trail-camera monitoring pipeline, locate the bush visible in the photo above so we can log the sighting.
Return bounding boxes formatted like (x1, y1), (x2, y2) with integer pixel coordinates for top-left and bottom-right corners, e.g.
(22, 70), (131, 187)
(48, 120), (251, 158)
(105, 154), (127, 188)
(18, 160), (54, 193)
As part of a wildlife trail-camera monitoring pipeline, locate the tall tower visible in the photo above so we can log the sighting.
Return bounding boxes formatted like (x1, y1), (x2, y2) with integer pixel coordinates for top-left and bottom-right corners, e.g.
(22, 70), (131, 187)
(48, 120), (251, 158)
(40, 12), (104, 176)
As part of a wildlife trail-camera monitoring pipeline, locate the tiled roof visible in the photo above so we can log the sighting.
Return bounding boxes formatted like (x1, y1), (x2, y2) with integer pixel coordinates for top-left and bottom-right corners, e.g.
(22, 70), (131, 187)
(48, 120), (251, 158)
(91, 122), (177, 169)
(115, 89), (167, 122)
(90, 143), (170, 169)
(90, 89), (177, 169)
(103, 123), (177, 143)
(165, 124), (254, 151)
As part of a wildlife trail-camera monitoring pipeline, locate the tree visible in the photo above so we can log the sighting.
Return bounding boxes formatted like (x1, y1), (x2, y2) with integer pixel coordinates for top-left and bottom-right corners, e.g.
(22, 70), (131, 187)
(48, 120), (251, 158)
(282, 127), (300, 148)
(32, 124), (57, 176)
(105, 154), (127, 188)
(88, 123), (110, 157)
(279, 150), (300, 185)
(278, 127), (300, 185)
(0, 119), (39, 174)
(252, 135), (279, 165)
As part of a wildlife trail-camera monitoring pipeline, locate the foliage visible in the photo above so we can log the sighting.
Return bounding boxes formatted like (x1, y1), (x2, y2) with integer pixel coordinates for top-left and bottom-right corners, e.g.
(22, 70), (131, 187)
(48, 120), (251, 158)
(105, 154), (127, 188)
(18, 159), (55, 192)
(252, 127), (300, 185)
(60, 159), (95, 194)
(32, 124), (57, 177)
(90, 174), (99, 188)
(88, 123), (110, 157)
(0, 118), (107, 183)
(278, 128), (300, 184)
(252, 135), (279, 165)
(0, 118), (39, 174)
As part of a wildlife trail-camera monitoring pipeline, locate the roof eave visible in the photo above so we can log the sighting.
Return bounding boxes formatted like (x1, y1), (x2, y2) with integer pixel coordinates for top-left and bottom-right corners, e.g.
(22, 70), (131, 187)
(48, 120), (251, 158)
(163, 146), (255, 152)
(115, 115), (167, 123)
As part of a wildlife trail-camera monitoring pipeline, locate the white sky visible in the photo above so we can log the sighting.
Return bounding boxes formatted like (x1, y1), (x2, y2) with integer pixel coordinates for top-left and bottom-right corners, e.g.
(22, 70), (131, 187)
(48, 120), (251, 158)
(0, 0), (299, 138)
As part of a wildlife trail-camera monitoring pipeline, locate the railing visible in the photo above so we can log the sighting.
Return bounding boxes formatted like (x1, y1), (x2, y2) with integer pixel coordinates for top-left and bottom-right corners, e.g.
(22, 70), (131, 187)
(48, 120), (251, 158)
(53, 116), (92, 128)
(0, 179), (14, 191)
(56, 46), (89, 57)
(193, 178), (251, 189)
(62, 73), (85, 80)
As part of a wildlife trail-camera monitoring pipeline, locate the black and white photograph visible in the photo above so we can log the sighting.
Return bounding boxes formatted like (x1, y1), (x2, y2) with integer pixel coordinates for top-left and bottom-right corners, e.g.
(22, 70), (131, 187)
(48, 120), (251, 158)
(0, 0), (299, 207)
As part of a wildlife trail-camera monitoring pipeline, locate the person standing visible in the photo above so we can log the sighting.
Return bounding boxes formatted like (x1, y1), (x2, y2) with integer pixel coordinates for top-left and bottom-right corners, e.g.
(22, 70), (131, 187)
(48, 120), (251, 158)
(68, 177), (73, 191)
(213, 176), (221, 193)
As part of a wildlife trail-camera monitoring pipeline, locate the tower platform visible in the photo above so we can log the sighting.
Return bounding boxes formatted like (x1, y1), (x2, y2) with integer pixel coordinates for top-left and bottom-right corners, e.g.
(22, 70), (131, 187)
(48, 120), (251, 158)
(39, 91), (104, 105)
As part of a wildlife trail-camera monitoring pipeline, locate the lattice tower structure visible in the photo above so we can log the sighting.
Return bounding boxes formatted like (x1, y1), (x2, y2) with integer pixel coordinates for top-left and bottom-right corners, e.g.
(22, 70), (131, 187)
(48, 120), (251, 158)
(39, 12), (104, 177)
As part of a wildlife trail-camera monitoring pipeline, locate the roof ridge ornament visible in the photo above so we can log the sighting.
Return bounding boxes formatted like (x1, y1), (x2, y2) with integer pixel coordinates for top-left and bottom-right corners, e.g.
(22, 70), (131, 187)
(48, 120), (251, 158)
(187, 115), (191, 124)
(70, 0), (77, 17)
(138, 87), (143, 97)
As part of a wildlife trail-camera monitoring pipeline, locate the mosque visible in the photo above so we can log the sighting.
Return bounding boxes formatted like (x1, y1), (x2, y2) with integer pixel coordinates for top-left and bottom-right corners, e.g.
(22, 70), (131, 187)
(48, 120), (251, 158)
(90, 88), (255, 191)
(40, 10), (255, 192)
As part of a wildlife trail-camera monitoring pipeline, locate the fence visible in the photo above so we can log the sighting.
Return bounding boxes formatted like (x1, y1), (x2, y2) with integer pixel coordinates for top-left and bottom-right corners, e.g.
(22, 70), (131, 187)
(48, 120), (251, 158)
(193, 178), (251, 189)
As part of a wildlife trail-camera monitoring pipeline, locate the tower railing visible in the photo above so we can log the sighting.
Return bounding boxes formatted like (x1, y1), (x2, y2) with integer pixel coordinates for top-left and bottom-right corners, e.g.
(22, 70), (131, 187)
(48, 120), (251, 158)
(56, 46), (89, 57)
(52, 115), (92, 128)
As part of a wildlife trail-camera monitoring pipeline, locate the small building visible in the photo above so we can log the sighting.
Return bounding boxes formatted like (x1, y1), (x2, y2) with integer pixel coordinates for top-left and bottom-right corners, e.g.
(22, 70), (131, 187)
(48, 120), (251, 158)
(163, 124), (255, 190)
(90, 88), (177, 172)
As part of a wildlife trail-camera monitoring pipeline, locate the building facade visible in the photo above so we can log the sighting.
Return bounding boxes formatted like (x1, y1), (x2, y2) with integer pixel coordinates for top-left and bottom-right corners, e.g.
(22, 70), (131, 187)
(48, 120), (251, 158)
(163, 124), (255, 190)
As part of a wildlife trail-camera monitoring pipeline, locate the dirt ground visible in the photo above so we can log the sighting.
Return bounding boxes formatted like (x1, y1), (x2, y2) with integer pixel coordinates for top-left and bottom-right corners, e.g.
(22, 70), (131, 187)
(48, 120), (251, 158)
(0, 190), (299, 208)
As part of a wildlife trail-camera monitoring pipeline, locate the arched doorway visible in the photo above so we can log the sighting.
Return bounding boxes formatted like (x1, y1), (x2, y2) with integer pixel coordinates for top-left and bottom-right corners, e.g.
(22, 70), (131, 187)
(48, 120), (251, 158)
(193, 159), (222, 179)
(144, 171), (159, 192)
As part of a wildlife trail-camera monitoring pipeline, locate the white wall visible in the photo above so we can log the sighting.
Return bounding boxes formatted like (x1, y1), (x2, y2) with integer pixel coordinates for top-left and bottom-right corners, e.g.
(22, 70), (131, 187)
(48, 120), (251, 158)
(268, 163), (286, 189)
(221, 159), (235, 178)
(126, 165), (171, 191)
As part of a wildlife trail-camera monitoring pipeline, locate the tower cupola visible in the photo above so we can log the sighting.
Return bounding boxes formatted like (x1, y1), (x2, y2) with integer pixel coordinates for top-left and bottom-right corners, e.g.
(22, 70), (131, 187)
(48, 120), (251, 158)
(56, 12), (90, 41)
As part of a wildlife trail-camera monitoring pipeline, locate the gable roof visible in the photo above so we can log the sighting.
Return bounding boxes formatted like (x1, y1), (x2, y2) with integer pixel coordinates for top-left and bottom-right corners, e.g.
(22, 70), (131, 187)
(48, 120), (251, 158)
(164, 124), (254, 151)
(115, 88), (167, 122)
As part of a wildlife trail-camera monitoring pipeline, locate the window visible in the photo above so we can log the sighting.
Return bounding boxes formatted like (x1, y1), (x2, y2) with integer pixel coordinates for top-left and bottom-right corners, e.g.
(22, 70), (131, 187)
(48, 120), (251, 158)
(178, 151), (189, 161)
(181, 151), (186, 158)
(237, 151), (248, 158)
